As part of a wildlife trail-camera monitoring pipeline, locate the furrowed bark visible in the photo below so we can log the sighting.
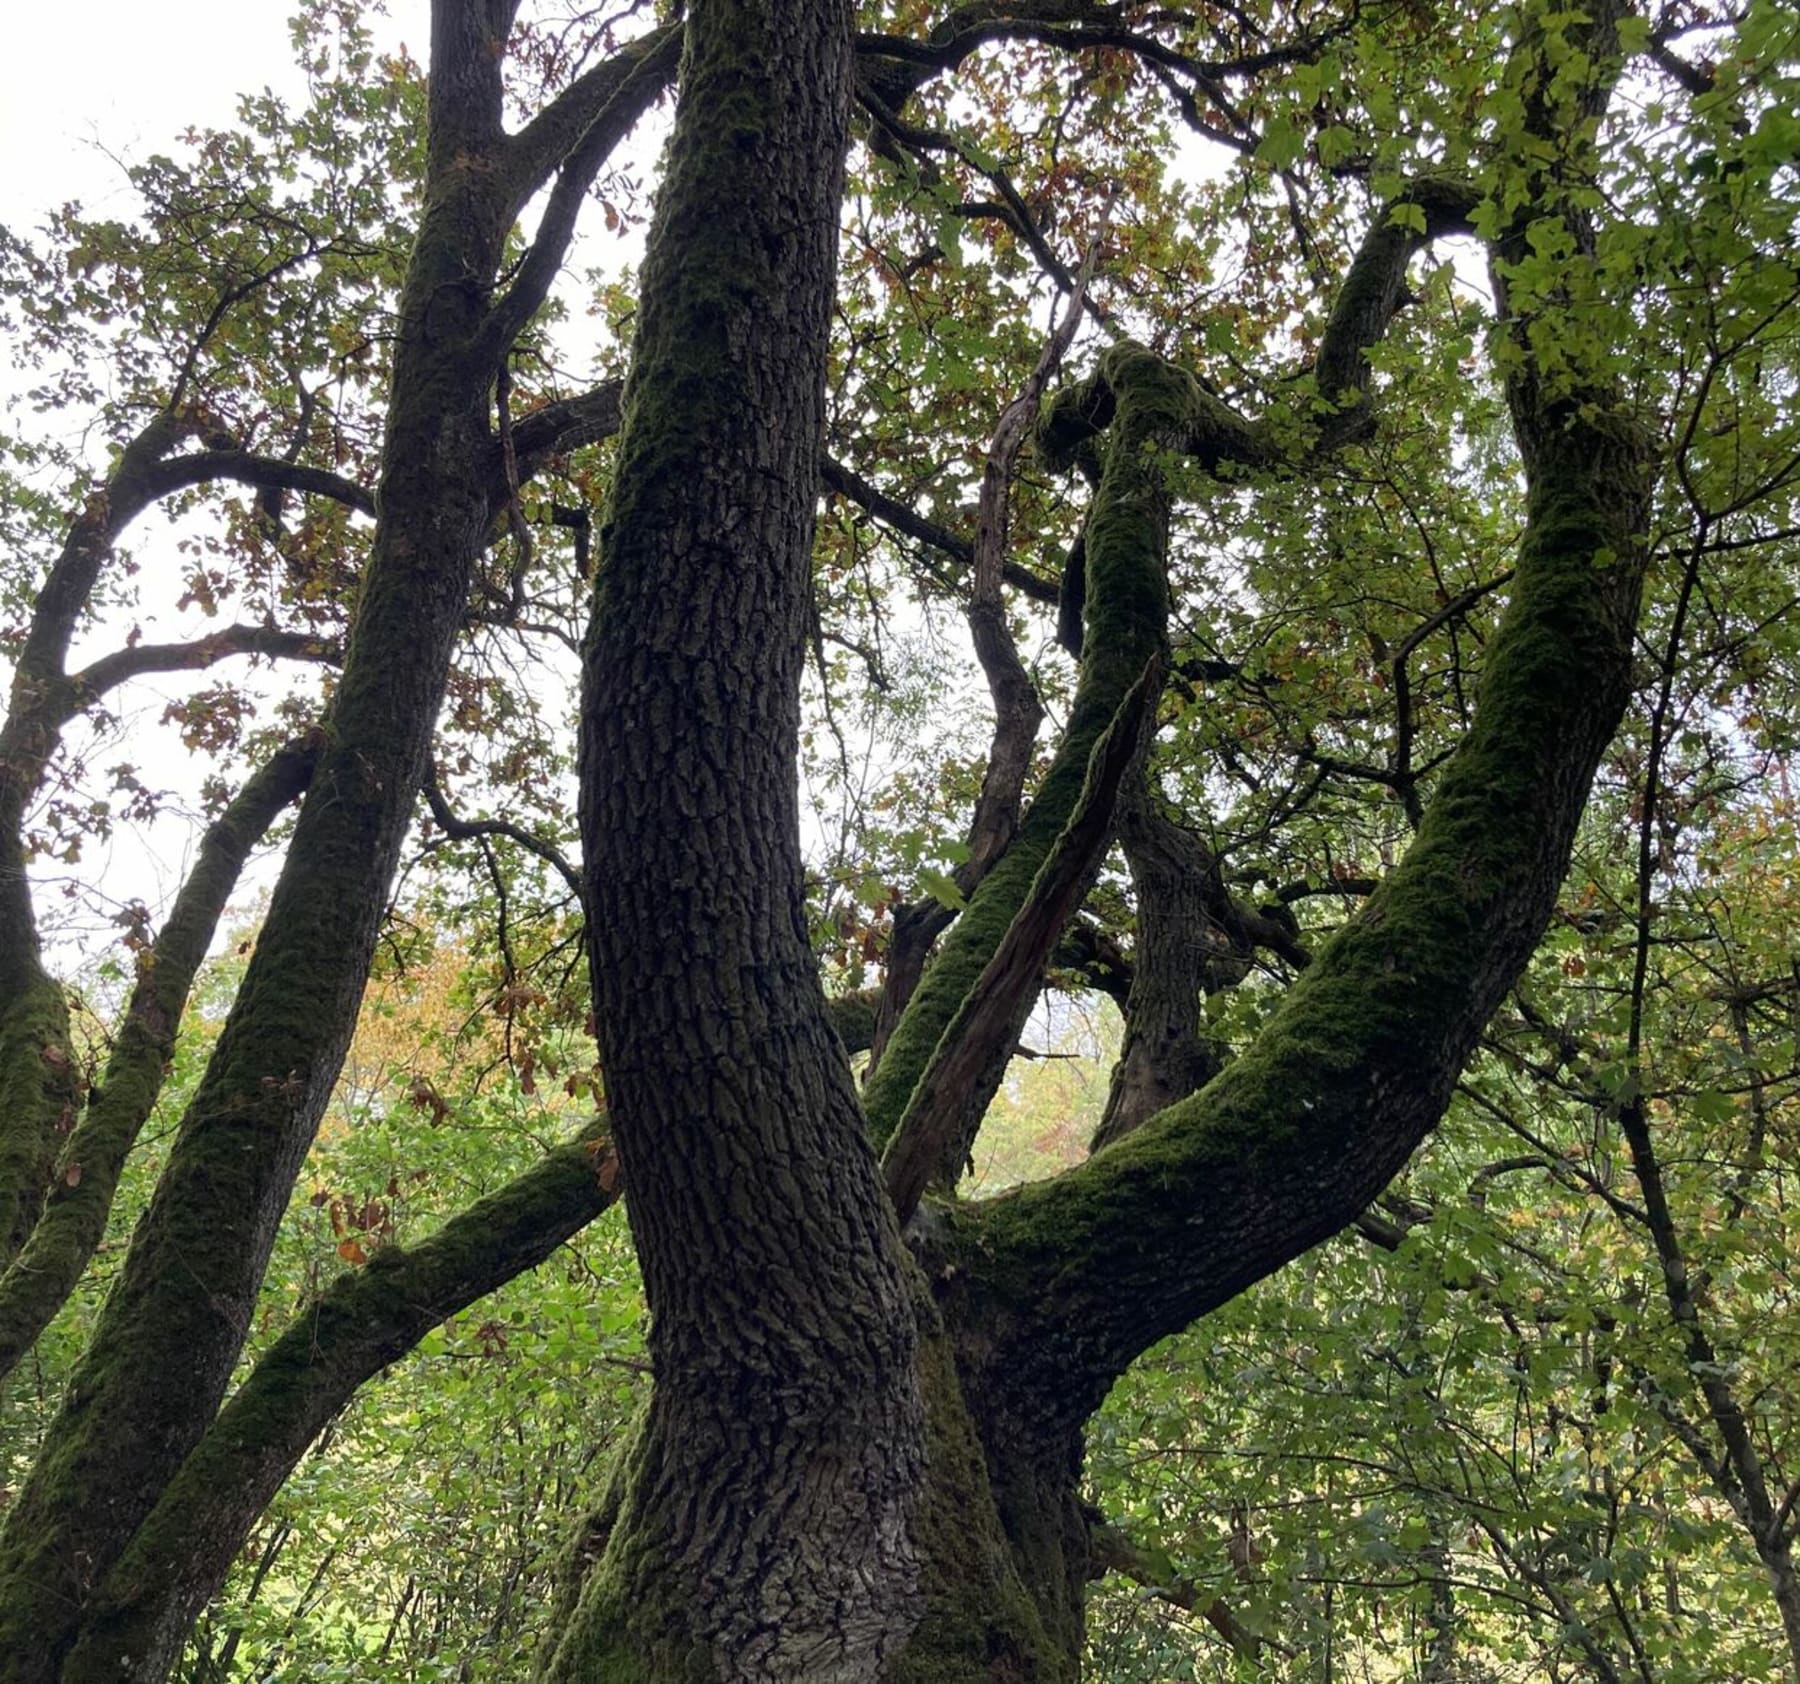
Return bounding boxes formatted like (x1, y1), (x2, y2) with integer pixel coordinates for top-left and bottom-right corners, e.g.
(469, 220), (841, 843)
(546, 2), (925, 1677)
(0, 736), (318, 1389)
(1091, 783), (1235, 1151)
(59, 1128), (619, 1683)
(0, 5), (524, 1670)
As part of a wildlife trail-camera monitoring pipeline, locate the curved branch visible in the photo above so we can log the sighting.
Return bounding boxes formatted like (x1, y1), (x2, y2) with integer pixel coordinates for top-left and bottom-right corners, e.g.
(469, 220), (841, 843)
(1036, 178), (1480, 475)
(69, 627), (340, 711)
(944, 0), (1649, 1429)
(0, 416), (333, 998)
(499, 24), (680, 218)
(482, 28), (683, 364)
(951, 394), (1652, 1433)
(861, 343), (1183, 1150)
(883, 653), (1160, 1221)
(63, 1123), (621, 1682)
(139, 448), (376, 518)
(867, 229), (1102, 1073)
(1313, 176), (1479, 435)
(855, 3), (1350, 126)
(423, 770), (585, 910)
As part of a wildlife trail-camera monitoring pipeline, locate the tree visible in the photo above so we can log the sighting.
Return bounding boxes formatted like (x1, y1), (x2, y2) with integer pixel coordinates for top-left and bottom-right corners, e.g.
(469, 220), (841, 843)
(0, 0), (1795, 1678)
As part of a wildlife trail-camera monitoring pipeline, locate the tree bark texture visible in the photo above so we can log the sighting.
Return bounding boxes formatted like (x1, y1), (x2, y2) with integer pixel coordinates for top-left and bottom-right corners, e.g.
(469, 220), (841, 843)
(550, 2), (926, 1677)
(1091, 780), (1233, 1151)
(0, 737), (317, 1389)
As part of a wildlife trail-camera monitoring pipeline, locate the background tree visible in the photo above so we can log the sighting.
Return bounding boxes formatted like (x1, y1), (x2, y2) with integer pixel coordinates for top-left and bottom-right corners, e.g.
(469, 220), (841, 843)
(0, 0), (1795, 1678)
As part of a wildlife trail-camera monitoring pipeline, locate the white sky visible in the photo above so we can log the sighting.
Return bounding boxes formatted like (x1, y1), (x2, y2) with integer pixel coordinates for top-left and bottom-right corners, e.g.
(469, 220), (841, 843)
(2, 7), (328, 229)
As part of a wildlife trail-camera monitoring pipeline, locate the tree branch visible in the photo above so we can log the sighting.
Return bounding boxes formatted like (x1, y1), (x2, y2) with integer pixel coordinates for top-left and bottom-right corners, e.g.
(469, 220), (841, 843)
(499, 24), (681, 219)
(862, 343), (1179, 1150)
(508, 379), (626, 478)
(482, 28), (683, 364)
(0, 736), (320, 1386)
(423, 769), (585, 910)
(883, 653), (1160, 1222)
(64, 1122), (622, 1681)
(142, 448), (377, 518)
(68, 627), (340, 711)
(868, 220), (1103, 1071)
(946, 66), (1653, 1424)
(1085, 1507), (1262, 1657)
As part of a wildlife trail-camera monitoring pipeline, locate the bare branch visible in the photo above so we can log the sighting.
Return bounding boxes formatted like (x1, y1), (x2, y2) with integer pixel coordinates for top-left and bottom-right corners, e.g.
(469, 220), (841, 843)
(142, 448), (376, 518)
(423, 769), (585, 910)
(482, 28), (683, 362)
(69, 627), (340, 712)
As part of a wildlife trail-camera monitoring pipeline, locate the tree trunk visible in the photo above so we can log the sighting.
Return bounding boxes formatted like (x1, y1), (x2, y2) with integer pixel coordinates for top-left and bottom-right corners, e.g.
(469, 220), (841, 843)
(546, 2), (926, 1676)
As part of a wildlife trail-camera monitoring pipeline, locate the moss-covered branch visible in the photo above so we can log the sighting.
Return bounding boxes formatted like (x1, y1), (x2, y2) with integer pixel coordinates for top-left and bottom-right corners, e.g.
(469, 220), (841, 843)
(59, 1126), (620, 1683)
(0, 737), (318, 1389)
(861, 343), (1184, 1150)
(0, 12), (527, 1667)
(882, 654), (1161, 1220)
(945, 0), (1650, 1431)
(862, 183), (1479, 1158)
(0, 976), (81, 1268)
(948, 397), (1653, 1434)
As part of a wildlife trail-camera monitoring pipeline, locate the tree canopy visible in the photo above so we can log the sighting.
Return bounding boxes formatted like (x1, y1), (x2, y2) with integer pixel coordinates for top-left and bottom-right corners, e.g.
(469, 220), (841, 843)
(1, 0), (1798, 1679)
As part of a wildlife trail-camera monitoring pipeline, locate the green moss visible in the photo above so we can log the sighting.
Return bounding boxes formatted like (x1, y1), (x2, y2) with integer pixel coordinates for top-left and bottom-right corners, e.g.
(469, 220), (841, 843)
(0, 972), (79, 1269)
(892, 1297), (1073, 1682)
(535, 1411), (718, 1684)
(866, 348), (1196, 1152)
(826, 987), (881, 1056)
(944, 403), (1655, 1424)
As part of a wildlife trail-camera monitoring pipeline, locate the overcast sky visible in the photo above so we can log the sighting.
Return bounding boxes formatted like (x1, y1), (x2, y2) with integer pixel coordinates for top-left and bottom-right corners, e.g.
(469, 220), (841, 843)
(2, 6), (325, 230)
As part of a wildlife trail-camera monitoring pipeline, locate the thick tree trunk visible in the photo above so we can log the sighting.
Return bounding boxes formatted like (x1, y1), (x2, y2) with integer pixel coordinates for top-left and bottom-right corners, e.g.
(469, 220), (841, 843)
(547, 2), (926, 1676)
